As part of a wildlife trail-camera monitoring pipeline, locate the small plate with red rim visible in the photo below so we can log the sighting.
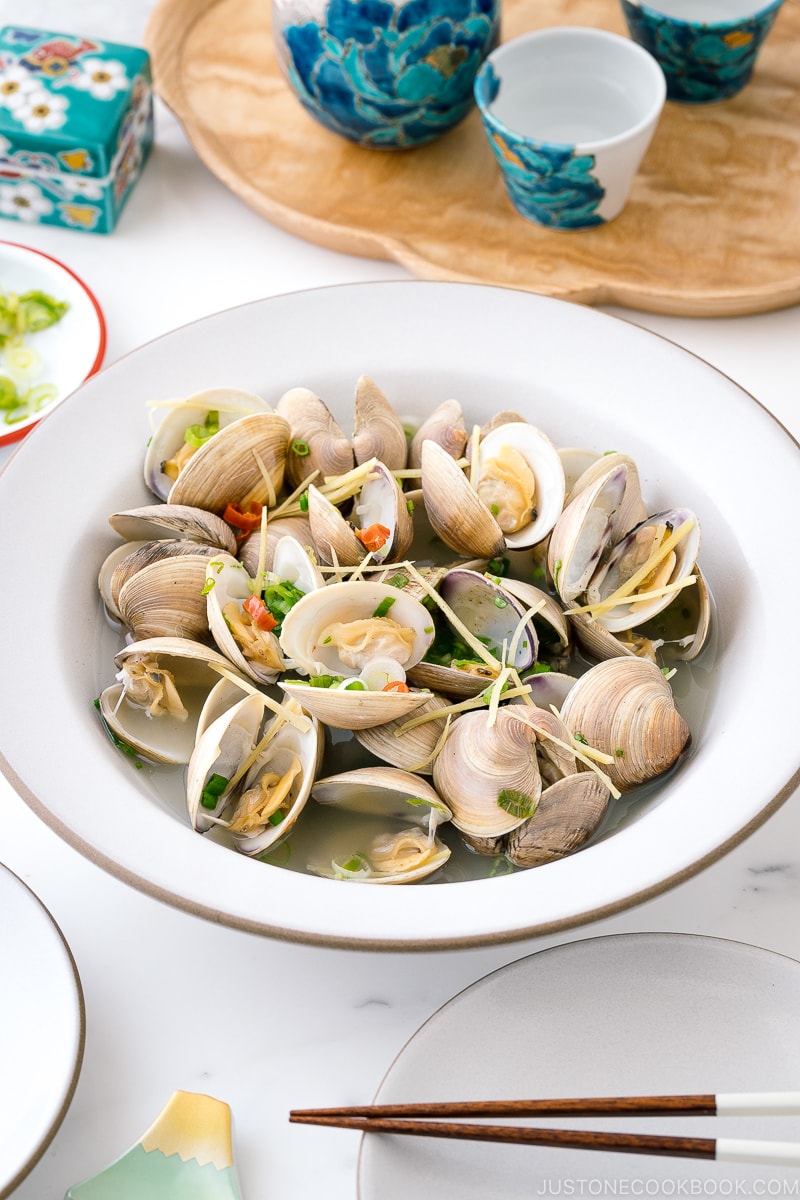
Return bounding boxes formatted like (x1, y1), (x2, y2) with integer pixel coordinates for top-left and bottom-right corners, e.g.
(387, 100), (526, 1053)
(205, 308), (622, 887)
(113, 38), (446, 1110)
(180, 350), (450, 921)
(0, 240), (105, 447)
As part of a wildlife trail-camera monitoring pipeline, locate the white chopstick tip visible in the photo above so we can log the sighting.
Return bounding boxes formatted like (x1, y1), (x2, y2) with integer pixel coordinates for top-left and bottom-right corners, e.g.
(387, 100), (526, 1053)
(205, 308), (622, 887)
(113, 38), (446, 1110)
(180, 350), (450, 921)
(716, 1138), (800, 1167)
(716, 1092), (800, 1117)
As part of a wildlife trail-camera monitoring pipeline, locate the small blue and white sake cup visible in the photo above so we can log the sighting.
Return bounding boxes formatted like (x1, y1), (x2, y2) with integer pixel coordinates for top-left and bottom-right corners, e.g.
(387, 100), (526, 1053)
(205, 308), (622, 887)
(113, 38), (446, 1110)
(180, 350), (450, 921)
(620, 0), (784, 104)
(272, 0), (500, 148)
(473, 27), (666, 230)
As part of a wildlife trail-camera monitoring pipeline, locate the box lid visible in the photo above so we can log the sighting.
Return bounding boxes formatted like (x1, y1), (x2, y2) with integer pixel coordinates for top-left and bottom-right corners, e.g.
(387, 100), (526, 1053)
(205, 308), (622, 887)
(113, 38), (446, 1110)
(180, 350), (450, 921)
(0, 26), (151, 179)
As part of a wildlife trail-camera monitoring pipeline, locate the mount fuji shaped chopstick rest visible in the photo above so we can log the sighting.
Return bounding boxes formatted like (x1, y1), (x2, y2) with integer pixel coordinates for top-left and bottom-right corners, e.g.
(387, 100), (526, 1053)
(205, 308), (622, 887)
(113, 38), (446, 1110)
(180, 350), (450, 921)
(66, 1090), (244, 1200)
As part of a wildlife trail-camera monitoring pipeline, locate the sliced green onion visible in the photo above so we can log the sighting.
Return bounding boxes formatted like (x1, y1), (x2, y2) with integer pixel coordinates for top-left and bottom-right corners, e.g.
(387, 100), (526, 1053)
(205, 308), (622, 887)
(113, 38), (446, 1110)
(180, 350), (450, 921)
(497, 788), (536, 819)
(372, 596), (396, 618)
(291, 439), (310, 456)
(201, 772), (229, 809)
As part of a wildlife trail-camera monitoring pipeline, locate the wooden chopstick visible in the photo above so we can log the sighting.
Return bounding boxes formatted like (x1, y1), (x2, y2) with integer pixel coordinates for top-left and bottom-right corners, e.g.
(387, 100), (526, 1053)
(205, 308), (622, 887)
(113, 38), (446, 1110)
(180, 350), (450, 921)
(288, 1113), (800, 1166)
(290, 1091), (800, 1120)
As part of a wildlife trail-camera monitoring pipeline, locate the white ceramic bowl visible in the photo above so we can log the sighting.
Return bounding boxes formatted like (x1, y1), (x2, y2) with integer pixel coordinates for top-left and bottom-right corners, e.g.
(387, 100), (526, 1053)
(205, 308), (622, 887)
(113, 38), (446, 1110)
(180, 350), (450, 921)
(0, 280), (798, 949)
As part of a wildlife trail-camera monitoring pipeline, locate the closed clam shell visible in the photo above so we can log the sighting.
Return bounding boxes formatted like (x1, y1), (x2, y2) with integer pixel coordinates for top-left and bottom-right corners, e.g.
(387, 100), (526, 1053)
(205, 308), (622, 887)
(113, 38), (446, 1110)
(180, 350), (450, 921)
(98, 539), (148, 620)
(277, 386), (354, 490)
(408, 398), (467, 469)
(559, 657), (691, 792)
(108, 540), (223, 620)
(144, 388), (273, 500)
(432, 707), (541, 837)
(108, 504), (237, 553)
(421, 439), (505, 560)
(117, 552), (212, 640)
(168, 411), (290, 513)
(355, 692), (450, 774)
(352, 375), (407, 470)
(100, 636), (247, 764)
(510, 705), (577, 786)
(506, 773), (610, 868)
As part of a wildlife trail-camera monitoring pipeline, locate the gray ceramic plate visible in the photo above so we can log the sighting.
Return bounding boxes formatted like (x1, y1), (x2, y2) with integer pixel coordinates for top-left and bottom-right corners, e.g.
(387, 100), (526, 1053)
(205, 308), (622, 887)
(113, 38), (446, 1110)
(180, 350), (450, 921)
(360, 933), (800, 1196)
(0, 863), (84, 1197)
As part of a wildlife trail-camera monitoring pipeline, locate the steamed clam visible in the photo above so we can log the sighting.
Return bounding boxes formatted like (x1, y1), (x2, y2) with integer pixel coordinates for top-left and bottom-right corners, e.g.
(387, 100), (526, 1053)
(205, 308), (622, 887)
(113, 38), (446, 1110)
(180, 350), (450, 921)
(98, 636), (246, 764)
(278, 580), (435, 729)
(311, 767), (451, 883)
(96, 377), (714, 885)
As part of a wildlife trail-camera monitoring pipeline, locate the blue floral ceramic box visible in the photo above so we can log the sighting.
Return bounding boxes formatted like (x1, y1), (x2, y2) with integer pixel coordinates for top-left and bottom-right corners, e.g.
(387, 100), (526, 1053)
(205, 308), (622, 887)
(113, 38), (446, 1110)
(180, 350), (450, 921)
(0, 26), (153, 233)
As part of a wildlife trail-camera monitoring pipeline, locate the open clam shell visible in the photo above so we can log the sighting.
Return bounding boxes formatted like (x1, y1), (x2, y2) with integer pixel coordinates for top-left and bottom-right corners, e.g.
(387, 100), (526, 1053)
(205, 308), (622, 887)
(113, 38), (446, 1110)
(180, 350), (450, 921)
(308, 460), (413, 567)
(585, 508), (701, 633)
(280, 680), (431, 731)
(278, 579), (436, 729)
(278, 580), (435, 677)
(566, 451), (648, 540)
(229, 698), (322, 857)
(98, 636), (246, 765)
(108, 504), (237, 553)
(205, 553), (286, 685)
(475, 421), (566, 550)
(311, 767), (451, 883)
(144, 388), (273, 501)
(186, 693), (266, 832)
(237, 516), (314, 578)
(408, 568), (537, 698)
(547, 459), (630, 605)
(421, 439), (505, 559)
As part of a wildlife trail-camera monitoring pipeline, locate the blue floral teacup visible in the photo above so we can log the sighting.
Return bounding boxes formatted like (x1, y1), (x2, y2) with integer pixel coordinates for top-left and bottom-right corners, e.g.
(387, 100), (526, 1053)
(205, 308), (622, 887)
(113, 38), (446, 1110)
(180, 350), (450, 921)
(473, 27), (666, 230)
(620, 0), (784, 104)
(272, 0), (500, 148)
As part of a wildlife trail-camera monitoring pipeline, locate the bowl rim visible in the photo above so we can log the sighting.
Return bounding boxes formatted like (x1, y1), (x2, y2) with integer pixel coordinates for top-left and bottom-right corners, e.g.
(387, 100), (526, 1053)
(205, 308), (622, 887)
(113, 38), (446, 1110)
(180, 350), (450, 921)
(1, 277), (799, 950)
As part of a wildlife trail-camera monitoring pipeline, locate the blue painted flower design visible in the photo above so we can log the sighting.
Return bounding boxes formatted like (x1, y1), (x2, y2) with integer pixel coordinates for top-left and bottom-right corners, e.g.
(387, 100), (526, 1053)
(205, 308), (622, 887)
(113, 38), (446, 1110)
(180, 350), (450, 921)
(276, 0), (499, 147)
(474, 63), (605, 228)
(620, 0), (783, 103)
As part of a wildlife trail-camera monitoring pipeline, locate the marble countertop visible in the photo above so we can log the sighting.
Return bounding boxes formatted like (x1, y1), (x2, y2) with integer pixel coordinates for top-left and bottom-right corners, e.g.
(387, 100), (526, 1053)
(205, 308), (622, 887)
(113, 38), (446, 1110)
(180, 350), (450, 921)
(1, 1), (799, 1197)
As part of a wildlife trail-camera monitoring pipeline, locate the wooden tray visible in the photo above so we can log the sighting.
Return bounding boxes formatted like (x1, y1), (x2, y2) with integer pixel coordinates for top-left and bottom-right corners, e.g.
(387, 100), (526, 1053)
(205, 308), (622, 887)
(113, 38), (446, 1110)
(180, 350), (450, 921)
(145, 0), (800, 315)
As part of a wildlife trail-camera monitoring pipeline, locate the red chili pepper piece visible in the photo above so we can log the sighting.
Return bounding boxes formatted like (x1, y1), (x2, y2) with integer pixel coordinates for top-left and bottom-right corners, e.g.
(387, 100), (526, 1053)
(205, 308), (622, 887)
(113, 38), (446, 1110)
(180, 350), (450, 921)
(243, 594), (278, 631)
(355, 523), (390, 553)
(382, 680), (410, 693)
(223, 501), (263, 532)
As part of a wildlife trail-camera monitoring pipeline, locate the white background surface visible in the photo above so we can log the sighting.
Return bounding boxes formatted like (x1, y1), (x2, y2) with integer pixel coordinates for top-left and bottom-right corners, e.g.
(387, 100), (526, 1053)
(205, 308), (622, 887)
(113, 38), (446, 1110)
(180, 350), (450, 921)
(1, 1), (799, 1196)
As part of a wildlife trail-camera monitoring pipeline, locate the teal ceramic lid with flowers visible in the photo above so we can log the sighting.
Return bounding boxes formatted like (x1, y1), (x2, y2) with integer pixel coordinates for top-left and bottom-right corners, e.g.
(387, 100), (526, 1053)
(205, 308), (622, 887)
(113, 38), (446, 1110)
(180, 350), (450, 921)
(0, 26), (151, 177)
